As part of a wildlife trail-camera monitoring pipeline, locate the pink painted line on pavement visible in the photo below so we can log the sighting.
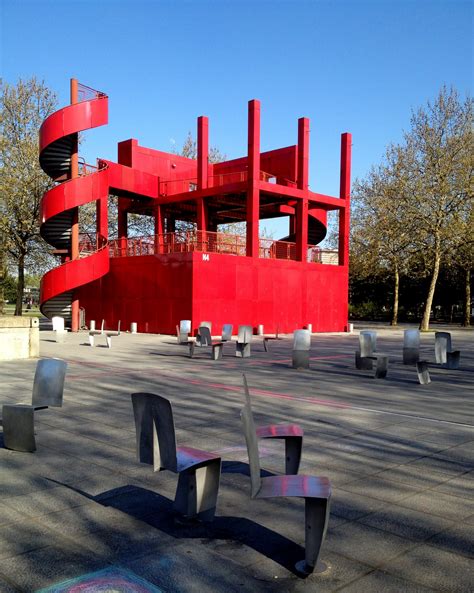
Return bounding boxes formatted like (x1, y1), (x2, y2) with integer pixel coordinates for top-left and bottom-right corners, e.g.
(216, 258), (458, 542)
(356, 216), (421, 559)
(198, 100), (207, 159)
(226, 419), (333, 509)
(66, 358), (350, 410)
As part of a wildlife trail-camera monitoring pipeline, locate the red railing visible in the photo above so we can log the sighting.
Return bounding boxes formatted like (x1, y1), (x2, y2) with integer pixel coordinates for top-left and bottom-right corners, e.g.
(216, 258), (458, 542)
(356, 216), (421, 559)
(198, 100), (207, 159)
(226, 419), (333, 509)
(158, 170), (276, 197)
(107, 231), (339, 264)
(77, 83), (107, 103)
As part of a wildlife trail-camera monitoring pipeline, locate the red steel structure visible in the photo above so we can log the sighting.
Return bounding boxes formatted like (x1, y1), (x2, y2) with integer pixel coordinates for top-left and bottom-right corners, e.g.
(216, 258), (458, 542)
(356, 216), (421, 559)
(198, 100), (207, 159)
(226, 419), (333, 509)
(39, 80), (351, 335)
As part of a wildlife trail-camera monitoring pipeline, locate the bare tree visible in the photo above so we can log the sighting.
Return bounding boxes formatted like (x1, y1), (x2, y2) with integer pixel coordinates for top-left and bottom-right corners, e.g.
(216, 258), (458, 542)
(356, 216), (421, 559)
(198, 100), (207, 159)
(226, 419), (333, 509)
(0, 78), (57, 315)
(403, 87), (472, 330)
(351, 144), (416, 325)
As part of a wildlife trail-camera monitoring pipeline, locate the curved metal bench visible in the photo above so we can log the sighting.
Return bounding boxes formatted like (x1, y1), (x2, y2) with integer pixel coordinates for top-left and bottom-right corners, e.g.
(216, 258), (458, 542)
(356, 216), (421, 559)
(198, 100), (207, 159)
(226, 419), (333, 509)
(1, 358), (67, 452)
(131, 392), (221, 521)
(240, 375), (331, 575)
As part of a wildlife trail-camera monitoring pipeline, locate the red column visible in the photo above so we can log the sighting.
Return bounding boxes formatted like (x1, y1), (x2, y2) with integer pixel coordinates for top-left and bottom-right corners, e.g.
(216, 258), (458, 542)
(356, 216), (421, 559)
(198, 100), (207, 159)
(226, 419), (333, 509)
(196, 198), (208, 249)
(247, 99), (260, 257)
(197, 116), (209, 190)
(70, 78), (80, 331)
(197, 116), (209, 248)
(154, 204), (163, 254)
(296, 117), (310, 261)
(338, 132), (352, 266)
(96, 197), (108, 248)
(118, 200), (128, 256)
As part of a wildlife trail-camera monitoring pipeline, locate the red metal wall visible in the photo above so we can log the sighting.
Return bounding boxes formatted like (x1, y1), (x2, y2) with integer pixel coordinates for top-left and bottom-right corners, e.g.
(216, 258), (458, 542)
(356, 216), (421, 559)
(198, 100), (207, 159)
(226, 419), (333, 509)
(76, 254), (194, 333)
(77, 252), (348, 334)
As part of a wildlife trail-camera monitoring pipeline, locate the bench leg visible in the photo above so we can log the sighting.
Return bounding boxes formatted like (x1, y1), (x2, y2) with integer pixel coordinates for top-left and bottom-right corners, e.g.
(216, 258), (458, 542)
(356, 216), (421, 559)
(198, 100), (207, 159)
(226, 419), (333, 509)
(285, 436), (303, 475)
(416, 361), (431, 385)
(296, 495), (331, 575)
(263, 338), (268, 352)
(212, 344), (223, 360)
(89, 334), (95, 347)
(174, 458), (222, 521)
(403, 347), (419, 365)
(292, 350), (309, 369)
(105, 335), (112, 348)
(236, 343), (251, 358)
(374, 356), (388, 379)
(446, 351), (460, 370)
(355, 351), (373, 370)
(189, 342), (195, 358)
(2, 405), (36, 452)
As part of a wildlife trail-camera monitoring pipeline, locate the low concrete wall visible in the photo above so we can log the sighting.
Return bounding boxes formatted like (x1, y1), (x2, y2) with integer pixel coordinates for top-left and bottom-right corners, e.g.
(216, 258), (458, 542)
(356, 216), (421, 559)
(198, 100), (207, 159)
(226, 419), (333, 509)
(0, 317), (40, 360)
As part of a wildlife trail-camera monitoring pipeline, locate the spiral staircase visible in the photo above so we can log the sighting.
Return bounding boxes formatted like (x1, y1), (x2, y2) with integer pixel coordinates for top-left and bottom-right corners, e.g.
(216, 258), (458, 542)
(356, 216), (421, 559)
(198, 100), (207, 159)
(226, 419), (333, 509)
(39, 84), (110, 325)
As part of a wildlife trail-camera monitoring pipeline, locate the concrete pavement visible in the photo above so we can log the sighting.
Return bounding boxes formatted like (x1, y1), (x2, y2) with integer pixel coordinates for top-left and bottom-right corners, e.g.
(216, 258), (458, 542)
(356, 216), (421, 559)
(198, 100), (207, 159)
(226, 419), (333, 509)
(0, 325), (472, 592)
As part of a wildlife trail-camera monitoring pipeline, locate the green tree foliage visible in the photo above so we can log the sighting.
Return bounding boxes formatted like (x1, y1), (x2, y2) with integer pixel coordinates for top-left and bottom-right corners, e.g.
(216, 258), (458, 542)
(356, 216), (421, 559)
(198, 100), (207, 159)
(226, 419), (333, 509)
(0, 78), (57, 315)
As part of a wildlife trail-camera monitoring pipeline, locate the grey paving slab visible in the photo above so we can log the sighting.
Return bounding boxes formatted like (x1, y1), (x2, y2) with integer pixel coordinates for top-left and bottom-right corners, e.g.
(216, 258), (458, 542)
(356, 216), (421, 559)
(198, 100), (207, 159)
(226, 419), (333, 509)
(338, 569), (443, 592)
(429, 471), (473, 499)
(339, 475), (422, 503)
(382, 544), (474, 593)
(395, 489), (474, 521)
(325, 521), (418, 567)
(0, 544), (110, 593)
(426, 523), (474, 559)
(357, 504), (454, 541)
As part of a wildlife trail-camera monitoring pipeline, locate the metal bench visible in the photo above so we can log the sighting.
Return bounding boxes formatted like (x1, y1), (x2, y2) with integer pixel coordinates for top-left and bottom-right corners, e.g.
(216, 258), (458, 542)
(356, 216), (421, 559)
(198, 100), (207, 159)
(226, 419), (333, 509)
(1, 358), (67, 452)
(131, 392), (221, 521)
(189, 327), (224, 360)
(292, 329), (311, 369)
(104, 321), (121, 348)
(195, 321), (212, 346)
(355, 331), (389, 378)
(403, 329), (420, 364)
(89, 319), (104, 346)
(236, 325), (253, 358)
(176, 319), (191, 344)
(262, 326), (281, 352)
(435, 332), (460, 369)
(221, 323), (233, 342)
(240, 375), (331, 575)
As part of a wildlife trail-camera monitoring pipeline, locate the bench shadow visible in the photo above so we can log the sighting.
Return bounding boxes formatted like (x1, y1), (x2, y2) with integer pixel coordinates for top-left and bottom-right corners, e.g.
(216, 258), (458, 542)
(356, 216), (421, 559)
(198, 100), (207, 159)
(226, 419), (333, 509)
(49, 478), (306, 577)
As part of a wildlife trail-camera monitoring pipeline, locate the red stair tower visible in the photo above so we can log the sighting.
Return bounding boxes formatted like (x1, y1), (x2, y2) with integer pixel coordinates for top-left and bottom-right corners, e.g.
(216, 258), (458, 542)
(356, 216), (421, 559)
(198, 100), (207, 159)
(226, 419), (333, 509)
(39, 80), (351, 335)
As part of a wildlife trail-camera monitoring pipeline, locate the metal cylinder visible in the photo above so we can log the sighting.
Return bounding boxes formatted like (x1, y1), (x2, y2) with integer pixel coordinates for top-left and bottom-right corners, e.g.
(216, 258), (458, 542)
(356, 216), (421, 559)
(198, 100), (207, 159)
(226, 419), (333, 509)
(131, 322), (137, 334)
(257, 324), (264, 335)
(90, 320), (96, 331)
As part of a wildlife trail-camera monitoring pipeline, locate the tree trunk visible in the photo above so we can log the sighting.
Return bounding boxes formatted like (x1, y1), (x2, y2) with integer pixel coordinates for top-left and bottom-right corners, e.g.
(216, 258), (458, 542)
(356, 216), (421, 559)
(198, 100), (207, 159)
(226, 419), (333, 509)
(420, 243), (441, 331)
(463, 267), (471, 327)
(391, 265), (399, 326)
(14, 252), (25, 316)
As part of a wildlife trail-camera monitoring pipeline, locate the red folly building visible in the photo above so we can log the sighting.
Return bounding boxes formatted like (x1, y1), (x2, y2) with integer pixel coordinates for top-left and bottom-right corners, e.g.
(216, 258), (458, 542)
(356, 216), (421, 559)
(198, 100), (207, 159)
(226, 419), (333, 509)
(39, 80), (351, 335)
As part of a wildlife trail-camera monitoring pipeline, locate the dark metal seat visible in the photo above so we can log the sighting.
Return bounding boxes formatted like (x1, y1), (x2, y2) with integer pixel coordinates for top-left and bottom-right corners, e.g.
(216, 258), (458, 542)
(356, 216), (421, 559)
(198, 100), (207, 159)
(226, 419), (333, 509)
(189, 326), (224, 360)
(1, 358), (67, 452)
(240, 375), (331, 575)
(131, 392), (221, 521)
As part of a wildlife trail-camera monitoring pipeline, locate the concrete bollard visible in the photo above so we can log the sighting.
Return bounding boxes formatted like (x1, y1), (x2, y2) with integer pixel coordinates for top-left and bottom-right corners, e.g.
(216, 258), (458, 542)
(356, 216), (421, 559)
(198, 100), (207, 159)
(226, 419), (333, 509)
(257, 324), (264, 336)
(90, 320), (96, 331)
(131, 322), (137, 334)
(306, 323), (313, 333)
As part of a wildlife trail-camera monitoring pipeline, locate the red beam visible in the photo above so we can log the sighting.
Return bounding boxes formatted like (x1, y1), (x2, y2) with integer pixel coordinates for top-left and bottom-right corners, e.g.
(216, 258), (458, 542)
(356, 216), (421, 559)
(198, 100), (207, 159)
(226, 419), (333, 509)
(197, 116), (209, 190)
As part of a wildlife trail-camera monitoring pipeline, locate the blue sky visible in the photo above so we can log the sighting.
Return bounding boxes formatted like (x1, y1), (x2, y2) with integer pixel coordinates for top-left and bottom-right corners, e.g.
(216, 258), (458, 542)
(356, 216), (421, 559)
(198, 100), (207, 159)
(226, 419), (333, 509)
(1, 0), (472, 237)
